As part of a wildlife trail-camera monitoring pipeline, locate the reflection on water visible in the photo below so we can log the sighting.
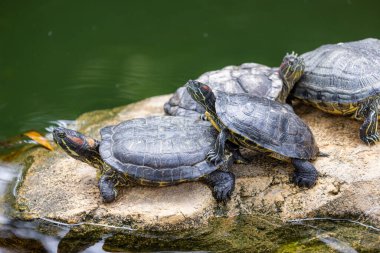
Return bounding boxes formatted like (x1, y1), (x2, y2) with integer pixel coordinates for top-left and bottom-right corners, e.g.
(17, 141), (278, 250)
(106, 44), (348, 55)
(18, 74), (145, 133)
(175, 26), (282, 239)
(0, 217), (64, 253)
(0, 163), (18, 196)
(317, 234), (357, 253)
(0, 120), (73, 160)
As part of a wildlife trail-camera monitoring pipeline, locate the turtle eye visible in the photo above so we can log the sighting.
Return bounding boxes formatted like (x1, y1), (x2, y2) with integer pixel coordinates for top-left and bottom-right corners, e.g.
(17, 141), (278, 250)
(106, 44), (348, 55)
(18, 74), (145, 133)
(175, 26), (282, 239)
(57, 132), (66, 138)
(53, 129), (66, 139)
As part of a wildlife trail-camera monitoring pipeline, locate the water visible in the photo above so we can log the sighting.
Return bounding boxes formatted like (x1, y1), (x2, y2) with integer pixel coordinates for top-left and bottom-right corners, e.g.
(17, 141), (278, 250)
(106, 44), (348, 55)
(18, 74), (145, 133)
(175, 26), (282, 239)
(1, 0), (380, 139)
(1, 0), (380, 252)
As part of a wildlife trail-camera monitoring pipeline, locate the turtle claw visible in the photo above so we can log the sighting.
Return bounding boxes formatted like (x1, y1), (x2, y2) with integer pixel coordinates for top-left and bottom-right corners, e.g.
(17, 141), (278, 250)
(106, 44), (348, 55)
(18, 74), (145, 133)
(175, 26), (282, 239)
(361, 132), (380, 145)
(200, 114), (208, 121)
(206, 171), (235, 203)
(234, 155), (250, 165)
(213, 185), (232, 202)
(207, 149), (223, 165)
(292, 173), (317, 188)
(291, 159), (318, 189)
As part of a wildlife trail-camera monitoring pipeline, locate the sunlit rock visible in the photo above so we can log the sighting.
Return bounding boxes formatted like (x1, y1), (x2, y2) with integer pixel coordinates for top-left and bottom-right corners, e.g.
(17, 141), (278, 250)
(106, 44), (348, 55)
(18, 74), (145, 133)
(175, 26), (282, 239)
(15, 95), (380, 230)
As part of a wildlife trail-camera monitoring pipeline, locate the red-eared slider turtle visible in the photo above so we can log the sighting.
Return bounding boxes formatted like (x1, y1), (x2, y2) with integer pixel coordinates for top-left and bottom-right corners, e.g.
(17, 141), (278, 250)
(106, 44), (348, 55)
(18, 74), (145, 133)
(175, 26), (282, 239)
(186, 80), (320, 188)
(164, 53), (305, 117)
(290, 38), (380, 144)
(53, 116), (235, 203)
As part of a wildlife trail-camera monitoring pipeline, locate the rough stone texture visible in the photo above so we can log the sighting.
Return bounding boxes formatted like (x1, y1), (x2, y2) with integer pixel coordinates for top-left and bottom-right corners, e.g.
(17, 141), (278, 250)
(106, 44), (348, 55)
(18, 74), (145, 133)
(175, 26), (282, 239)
(15, 95), (380, 230)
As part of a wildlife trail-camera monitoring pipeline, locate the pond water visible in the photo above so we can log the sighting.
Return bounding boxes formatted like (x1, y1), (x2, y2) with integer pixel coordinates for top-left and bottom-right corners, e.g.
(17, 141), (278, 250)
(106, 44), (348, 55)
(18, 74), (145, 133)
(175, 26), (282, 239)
(1, 0), (380, 252)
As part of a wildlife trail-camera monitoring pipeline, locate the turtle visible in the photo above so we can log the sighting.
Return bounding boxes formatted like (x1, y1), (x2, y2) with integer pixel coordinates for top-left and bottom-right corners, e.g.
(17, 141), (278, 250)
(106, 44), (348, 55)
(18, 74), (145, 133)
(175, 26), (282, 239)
(186, 80), (320, 188)
(52, 116), (236, 203)
(289, 38), (380, 145)
(164, 52), (305, 117)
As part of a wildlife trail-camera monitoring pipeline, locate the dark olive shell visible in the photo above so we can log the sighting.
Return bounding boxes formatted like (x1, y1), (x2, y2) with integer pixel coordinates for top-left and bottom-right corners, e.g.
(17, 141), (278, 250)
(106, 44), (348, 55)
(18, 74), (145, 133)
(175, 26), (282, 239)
(294, 38), (380, 103)
(99, 116), (219, 183)
(164, 63), (283, 116)
(216, 92), (319, 159)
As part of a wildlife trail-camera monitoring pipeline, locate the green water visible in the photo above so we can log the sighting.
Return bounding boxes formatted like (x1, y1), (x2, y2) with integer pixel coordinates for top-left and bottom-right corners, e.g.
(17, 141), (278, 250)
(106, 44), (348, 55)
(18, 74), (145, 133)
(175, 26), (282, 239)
(1, 1), (380, 252)
(1, 0), (380, 139)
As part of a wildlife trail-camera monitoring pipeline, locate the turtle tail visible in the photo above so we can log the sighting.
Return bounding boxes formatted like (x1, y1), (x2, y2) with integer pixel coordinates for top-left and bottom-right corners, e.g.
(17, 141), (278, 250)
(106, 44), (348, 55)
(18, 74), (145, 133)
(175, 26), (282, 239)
(317, 151), (329, 157)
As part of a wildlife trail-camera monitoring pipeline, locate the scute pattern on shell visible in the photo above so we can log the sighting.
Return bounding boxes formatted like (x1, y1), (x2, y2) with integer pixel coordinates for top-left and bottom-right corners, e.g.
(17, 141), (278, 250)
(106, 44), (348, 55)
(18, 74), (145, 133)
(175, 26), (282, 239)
(164, 63), (283, 116)
(294, 38), (380, 103)
(216, 92), (319, 159)
(99, 116), (220, 183)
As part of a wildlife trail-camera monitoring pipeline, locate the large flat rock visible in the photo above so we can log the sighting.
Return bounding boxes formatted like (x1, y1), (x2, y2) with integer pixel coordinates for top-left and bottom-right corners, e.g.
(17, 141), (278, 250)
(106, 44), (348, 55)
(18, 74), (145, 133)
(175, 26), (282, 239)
(15, 95), (380, 230)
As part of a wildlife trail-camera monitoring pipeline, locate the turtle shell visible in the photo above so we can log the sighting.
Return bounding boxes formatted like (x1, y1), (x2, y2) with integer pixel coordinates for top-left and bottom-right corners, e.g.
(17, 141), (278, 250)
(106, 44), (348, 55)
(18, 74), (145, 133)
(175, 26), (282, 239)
(99, 116), (219, 183)
(164, 62), (282, 116)
(293, 38), (380, 103)
(215, 92), (319, 159)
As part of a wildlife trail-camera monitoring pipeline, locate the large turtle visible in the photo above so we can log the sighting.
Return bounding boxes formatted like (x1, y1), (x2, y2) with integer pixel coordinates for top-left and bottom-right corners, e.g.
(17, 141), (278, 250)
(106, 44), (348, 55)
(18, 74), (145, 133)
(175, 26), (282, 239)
(289, 38), (380, 144)
(186, 80), (320, 188)
(164, 53), (305, 117)
(53, 116), (236, 203)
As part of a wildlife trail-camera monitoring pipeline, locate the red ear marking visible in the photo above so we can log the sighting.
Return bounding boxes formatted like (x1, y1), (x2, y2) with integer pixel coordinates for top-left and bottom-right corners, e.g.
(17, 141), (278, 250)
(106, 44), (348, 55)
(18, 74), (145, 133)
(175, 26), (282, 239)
(201, 85), (211, 91)
(69, 136), (84, 146)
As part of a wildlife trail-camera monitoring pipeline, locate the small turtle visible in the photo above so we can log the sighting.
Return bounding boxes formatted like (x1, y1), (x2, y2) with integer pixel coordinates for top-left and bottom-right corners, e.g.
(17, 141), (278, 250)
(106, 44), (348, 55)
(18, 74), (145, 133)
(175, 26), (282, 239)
(186, 80), (320, 188)
(164, 53), (305, 117)
(290, 38), (380, 144)
(53, 116), (236, 203)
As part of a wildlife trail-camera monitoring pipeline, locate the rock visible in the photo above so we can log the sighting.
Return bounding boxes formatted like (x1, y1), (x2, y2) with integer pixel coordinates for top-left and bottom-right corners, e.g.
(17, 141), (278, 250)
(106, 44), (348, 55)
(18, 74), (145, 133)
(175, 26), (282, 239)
(15, 95), (380, 230)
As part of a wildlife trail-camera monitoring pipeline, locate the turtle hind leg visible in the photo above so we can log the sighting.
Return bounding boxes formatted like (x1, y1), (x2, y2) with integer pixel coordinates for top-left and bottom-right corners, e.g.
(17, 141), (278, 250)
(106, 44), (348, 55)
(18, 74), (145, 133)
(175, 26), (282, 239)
(226, 141), (250, 164)
(359, 107), (379, 145)
(207, 127), (229, 165)
(98, 174), (118, 203)
(356, 97), (380, 145)
(291, 158), (318, 188)
(203, 170), (235, 202)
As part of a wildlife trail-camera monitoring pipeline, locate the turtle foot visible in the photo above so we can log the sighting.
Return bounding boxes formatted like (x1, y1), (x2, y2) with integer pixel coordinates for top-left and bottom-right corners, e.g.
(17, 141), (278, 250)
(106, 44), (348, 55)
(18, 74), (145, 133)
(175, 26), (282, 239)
(100, 188), (117, 203)
(233, 154), (250, 165)
(291, 159), (318, 188)
(99, 176), (118, 203)
(205, 171), (235, 202)
(360, 132), (379, 145)
(292, 173), (317, 188)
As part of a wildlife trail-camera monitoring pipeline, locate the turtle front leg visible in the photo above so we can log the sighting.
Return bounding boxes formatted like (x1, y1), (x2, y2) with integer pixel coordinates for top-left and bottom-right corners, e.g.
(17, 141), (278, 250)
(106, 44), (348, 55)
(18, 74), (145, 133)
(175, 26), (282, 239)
(207, 127), (229, 165)
(357, 99), (379, 145)
(98, 173), (118, 203)
(291, 158), (318, 188)
(203, 170), (235, 202)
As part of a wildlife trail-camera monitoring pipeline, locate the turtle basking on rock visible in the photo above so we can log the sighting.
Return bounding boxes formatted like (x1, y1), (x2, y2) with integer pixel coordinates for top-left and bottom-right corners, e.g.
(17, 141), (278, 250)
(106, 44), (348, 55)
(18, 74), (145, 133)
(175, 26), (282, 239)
(186, 80), (320, 188)
(164, 53), (305, 117)
(289, 38), (380, 145)
(53, 116), (236, 203)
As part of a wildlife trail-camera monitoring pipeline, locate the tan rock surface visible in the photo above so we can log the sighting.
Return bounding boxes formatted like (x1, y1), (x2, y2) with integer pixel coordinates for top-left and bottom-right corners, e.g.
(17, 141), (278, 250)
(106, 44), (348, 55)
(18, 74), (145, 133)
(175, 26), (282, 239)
(15, 95), (380, 230)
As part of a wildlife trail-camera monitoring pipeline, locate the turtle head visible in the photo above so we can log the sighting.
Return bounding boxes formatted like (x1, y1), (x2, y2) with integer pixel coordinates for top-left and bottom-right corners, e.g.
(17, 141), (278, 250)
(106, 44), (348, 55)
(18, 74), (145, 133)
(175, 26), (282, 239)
(277, 52), (305, 103)
(186, 80), (216, 113)
(53, 127), (102, 169)
(279, 52), (305, 85)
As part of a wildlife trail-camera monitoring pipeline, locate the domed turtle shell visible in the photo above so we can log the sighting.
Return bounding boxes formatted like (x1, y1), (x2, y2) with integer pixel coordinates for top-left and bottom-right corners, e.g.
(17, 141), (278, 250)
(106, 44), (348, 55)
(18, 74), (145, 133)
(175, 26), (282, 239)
(293, 38), (380, 103)
(164, 62), (283, 116)
(99, 116), (219, 184)
(215, 92), (319, 159)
